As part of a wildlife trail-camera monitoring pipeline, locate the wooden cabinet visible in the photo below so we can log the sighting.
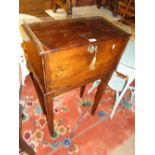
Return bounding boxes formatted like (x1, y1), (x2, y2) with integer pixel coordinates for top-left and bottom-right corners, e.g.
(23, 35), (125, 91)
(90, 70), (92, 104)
(22, 17), (130, 135)
(19, 0), (51, 14)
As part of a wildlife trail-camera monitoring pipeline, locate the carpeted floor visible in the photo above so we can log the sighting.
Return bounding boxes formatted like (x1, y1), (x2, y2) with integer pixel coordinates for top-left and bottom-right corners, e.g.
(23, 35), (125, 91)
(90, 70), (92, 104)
(20, 74), (135, 155)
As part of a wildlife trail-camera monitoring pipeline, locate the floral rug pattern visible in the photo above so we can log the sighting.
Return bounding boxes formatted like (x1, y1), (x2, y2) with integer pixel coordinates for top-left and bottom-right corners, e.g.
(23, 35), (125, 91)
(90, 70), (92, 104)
(20, 75), (135, 155)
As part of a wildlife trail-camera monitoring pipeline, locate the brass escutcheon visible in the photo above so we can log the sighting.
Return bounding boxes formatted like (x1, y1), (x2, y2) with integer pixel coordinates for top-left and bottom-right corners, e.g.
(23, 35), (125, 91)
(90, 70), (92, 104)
(87, 45), (98, 54)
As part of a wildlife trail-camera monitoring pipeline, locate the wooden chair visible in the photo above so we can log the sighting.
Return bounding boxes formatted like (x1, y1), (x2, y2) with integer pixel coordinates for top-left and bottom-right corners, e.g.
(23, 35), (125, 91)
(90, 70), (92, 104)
(96, 0), (119, 16)
(120, 0), (135, 26)
(52, 0), (75, 15)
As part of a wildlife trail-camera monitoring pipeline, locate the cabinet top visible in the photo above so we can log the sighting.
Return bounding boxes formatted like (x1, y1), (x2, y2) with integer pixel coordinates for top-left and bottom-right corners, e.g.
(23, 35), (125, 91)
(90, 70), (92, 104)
(23, 16), (130, 54)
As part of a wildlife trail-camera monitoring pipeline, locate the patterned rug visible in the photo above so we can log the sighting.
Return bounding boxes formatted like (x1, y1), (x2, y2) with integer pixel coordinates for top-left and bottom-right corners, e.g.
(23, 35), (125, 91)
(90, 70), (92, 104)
(20, 75), (135, 155)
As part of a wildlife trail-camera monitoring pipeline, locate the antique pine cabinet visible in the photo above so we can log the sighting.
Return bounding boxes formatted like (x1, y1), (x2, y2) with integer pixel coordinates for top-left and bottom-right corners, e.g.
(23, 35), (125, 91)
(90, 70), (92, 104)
(22, 16), (130, 136)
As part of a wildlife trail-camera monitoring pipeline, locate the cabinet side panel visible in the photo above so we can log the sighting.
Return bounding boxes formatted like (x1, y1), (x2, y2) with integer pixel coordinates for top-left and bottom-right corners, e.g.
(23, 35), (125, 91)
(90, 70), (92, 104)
(22, 41), (45, 92)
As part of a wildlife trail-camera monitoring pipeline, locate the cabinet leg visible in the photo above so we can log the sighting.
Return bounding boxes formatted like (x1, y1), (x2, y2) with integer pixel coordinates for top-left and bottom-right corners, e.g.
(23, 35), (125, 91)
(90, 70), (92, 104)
(91, 80), (107, 115)
(30, 73), (54, 136)
(19, 132), (35, 155)
(30, 73), (47, 115)
(44, 95), (54, 136)
(19, 105), (35, 154)
(80, 85), (86, 97)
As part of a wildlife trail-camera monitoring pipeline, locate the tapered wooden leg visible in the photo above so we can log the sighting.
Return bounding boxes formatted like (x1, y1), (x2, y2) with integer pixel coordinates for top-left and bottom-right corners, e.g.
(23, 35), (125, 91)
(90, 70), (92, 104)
(19, 105), (35, 155)
(44, 94), (54, 136)
(91, 80), (107, 115)
(30, 73), (54, 136)
(19, 132), (35, 155)
(30, 73), (47, 115)
(80, 85), (86, 97)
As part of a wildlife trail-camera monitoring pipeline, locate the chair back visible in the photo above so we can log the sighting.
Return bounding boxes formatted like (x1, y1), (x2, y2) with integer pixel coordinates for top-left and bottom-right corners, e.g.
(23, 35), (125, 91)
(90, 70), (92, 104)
(117, 40), (135, 77)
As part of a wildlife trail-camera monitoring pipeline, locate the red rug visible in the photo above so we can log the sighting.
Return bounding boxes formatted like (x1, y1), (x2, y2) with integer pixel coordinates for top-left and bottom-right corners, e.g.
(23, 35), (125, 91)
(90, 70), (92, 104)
(20, 75), (135, 155)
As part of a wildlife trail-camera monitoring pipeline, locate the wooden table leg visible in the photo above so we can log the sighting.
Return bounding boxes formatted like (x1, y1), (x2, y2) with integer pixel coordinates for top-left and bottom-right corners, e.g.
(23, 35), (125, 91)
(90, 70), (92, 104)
(111, 0), (118, 17)
(30, 72), (47, 115)
(80, 85), (86, 97)
(53, 4), (57, 13)
(44, 94), (54, 136)
(67, 0), (72, 15)
(91, 80), (107, 115)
